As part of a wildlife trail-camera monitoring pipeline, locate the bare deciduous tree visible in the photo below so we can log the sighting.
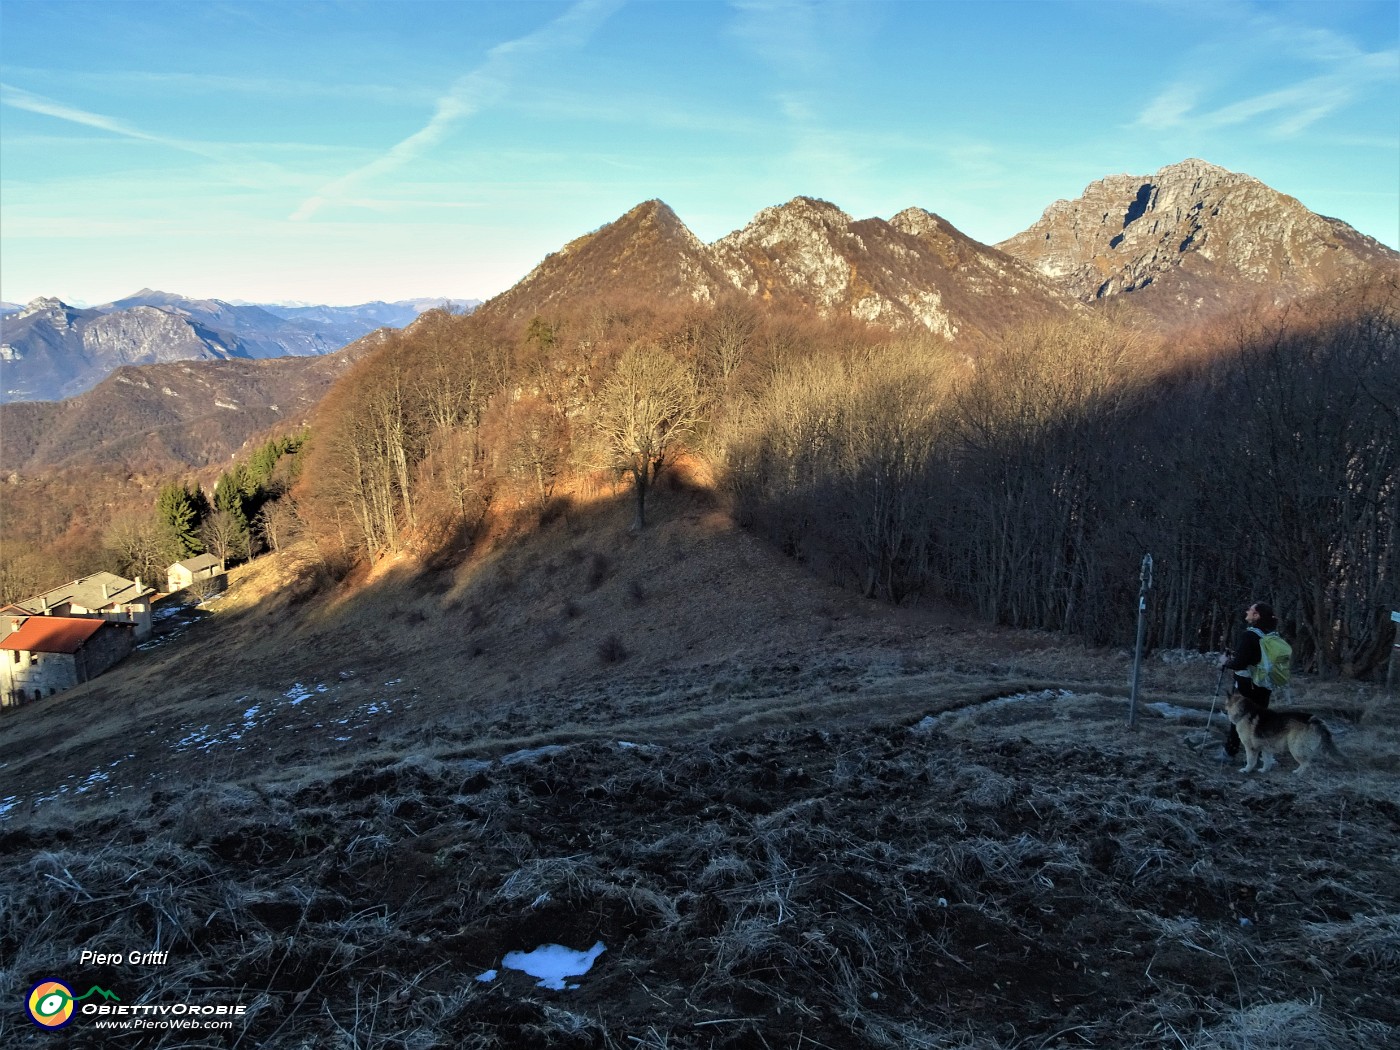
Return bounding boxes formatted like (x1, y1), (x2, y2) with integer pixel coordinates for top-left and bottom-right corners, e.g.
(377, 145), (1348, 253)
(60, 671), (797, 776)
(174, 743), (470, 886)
(481, 392), (571, 504)
(104, 508), (180, 585)
(201, 509), (251, 566)
(256, 497), (301, 553)
(595, 345), (704, 531)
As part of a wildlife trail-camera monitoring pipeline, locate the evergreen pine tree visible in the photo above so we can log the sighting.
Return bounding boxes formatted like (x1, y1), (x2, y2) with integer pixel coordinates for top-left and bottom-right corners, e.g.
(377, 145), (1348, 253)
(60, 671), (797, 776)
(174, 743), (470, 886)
(156, 483), (205, 557)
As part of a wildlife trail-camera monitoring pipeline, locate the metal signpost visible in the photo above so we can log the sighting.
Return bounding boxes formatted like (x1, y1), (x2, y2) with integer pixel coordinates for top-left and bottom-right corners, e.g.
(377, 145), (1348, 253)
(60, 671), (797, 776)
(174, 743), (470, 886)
(1128, 553), (1153, 728)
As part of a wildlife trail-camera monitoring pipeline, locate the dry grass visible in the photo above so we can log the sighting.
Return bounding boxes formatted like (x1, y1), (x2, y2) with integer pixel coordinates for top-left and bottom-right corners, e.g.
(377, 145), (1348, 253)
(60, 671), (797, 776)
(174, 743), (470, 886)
(0, 485), (1396, 1048)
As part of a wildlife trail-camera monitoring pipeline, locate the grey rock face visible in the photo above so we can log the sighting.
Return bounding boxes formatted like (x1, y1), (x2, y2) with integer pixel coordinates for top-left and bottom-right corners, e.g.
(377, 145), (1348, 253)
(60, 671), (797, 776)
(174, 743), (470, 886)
(997, 159), (1399, 318)
(484, 194), (1077, 340)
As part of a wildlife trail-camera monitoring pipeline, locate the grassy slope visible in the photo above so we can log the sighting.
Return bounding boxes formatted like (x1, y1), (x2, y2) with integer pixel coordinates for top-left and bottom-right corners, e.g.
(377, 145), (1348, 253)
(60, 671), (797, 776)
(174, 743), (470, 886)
(1, 481), (1396, 1049)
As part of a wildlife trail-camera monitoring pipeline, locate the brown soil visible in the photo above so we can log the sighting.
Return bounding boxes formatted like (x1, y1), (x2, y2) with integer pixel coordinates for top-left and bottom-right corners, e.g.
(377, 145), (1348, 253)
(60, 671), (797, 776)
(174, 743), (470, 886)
(1, 485), (1396, 1048)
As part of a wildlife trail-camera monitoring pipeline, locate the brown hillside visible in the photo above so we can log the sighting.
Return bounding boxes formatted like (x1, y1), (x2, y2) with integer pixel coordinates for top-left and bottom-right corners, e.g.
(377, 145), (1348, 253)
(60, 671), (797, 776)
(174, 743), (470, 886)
(0, 330), (388, 475)
(475, 200), (738, 324)
(0, 476), (1395, 1049)
(478, 195), (1077, 341)
(712, 197), (1076, 339)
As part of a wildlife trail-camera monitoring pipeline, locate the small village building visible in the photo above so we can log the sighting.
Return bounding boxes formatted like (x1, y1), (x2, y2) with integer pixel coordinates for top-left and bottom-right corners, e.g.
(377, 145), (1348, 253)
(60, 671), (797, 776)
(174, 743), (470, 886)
(9, 572), (155, 642)
(167, 554), (226, 595)
(0, 616), (135, 707)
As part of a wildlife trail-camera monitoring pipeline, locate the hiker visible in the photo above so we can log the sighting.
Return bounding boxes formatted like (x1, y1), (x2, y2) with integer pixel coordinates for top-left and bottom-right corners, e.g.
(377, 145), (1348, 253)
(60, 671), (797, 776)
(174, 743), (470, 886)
(1219, 601), (1279, 759)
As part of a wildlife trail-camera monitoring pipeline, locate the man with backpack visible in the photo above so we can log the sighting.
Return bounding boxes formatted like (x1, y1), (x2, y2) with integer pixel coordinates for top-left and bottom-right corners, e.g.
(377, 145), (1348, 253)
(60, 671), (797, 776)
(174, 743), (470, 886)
(1219, 601), (1292, 760)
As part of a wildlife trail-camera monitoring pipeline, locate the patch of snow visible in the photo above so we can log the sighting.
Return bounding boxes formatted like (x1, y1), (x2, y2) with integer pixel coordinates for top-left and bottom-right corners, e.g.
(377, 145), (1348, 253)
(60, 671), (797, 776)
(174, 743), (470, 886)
(1145, 702), (1203, 721)
(501, 745), (568, 766)
(173, 724), (222, 752)
(910, 714), (940, 734)
(281, 683), (320, 708)
(75, 770), (110, 793)
(911, 689), (1077, 731)
(616, 741), (665, 755)
(487, 941), (606, 990)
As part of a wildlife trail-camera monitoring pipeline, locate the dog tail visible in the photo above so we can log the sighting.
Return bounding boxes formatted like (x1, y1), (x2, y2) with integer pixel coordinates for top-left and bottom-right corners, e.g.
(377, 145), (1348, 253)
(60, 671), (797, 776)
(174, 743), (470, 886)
(1310, 718), (1352, 769)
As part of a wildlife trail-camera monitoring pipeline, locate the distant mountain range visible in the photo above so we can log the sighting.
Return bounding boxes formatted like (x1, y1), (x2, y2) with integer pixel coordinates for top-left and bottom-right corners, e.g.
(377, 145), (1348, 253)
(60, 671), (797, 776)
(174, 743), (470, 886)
(2, 158), (1395, 477)
(477, 158), (1397, 335)
(0, 291), (479, 403)
(475, 196), (1076, 342)
(0, 328), (393, 474)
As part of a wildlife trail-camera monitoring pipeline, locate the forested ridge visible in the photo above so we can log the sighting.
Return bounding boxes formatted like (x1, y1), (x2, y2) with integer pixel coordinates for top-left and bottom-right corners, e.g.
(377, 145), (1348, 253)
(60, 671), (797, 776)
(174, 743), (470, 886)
(3, 281), (1396, 678)
(294, 280), (1398, 678)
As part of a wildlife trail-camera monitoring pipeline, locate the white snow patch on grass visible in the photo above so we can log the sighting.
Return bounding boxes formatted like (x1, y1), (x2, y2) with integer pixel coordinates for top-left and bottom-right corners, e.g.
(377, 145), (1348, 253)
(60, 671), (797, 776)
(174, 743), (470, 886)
(501, 745), (568, 766)
(911, 689), (1077, 732)
(478, 941), (607, 990)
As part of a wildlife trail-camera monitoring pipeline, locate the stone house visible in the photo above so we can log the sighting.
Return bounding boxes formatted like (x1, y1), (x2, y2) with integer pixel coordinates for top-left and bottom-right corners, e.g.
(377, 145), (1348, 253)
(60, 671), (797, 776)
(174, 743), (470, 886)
(0, 616), (136, 707)
(167, 554), (226, 595)
(10, 572), (155, 642)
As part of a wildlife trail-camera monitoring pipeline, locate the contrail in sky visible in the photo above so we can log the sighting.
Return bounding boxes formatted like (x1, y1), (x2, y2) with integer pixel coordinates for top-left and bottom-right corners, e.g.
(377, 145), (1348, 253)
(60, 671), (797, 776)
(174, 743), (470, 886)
(0, 82), (222, 158)
(292, 0), (624, 222)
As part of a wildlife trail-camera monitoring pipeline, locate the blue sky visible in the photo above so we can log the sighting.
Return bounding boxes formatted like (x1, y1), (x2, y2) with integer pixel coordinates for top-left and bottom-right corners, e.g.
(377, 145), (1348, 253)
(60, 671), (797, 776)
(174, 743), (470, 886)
(1, 0), (1396, 307)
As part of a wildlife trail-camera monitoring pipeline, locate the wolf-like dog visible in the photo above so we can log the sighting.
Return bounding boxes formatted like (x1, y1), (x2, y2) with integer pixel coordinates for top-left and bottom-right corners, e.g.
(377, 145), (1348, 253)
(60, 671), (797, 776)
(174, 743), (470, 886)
(1225, 694), (1339, 775)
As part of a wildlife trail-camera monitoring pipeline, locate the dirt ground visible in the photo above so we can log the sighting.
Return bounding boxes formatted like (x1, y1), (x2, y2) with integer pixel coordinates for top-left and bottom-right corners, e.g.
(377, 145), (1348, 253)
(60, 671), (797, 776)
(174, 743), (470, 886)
(2, 487), (1397, 1048)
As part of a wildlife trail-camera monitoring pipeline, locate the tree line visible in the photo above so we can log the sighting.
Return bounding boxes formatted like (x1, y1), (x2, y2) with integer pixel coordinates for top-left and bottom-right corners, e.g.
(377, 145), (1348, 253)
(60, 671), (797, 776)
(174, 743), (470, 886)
(0, 434), (304, 602)
(105, 433), (305, 585)
(289, 285), (1396, 678)
(721, 284), (1399, 677)
(7, 282), (1392, 678)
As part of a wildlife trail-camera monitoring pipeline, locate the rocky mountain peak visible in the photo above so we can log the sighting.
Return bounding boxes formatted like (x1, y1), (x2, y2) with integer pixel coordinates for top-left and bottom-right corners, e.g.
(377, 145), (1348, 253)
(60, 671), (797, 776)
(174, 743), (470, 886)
(17, 297), (81, 327)
(998, 159), (1398, 320)
(748, 196), (854, 231)
(480, 194), (1077, 339)
(888, 207), (946, 239)
(711, 197), (864, 307)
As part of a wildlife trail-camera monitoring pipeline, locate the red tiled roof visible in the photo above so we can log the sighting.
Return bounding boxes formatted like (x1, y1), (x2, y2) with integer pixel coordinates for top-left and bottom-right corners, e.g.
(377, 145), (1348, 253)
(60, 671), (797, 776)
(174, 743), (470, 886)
(0, 616), (109, 654)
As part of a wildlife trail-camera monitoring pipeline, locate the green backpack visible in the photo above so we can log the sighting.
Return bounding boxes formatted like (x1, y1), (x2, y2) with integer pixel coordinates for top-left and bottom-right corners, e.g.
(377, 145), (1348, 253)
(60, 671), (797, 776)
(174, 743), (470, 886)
(1250, 627), (1292, 688)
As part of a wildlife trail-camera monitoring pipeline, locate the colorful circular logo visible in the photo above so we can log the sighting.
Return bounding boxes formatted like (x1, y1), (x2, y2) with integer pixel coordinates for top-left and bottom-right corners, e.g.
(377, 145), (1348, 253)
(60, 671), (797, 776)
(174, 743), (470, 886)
(27, 979), (76, 1029)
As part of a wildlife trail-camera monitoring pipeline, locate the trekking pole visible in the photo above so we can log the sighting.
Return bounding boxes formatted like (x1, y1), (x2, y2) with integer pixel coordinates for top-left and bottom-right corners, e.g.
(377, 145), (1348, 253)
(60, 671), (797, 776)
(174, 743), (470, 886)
(1206, 663), (1224, 732)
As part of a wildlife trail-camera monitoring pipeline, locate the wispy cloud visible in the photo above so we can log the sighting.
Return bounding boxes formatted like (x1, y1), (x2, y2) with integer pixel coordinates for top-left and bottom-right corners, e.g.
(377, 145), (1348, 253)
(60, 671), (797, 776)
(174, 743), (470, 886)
(0, 83), (224, 158)
(1134, 8), (1399, 137)
(723, 1), (873, 187)
(0, 82), (329, 199)
(726, 0), (825, 79)
(1139, 60), (1397, 137)
(291, 0), (623, 222)
(2, 65), (434, 108)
